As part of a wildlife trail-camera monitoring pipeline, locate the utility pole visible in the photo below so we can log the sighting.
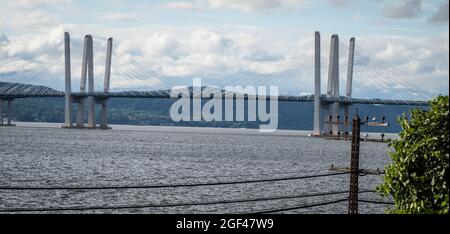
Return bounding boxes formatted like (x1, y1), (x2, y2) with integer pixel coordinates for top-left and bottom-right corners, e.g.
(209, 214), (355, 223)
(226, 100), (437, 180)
(348, 115), (361, 214)
(329, 110), (389, 214)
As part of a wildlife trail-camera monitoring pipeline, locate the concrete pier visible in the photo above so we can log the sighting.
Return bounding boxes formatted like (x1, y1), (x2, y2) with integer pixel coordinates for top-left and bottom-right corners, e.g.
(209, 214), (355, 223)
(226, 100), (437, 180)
(63, 32), (73, 128)
(313, 31), (321, 136)
(0, 98), (15, 126)
(7, 99), (13, 126)
(99, 99), (109, 129)
(0, 98), (3, 125)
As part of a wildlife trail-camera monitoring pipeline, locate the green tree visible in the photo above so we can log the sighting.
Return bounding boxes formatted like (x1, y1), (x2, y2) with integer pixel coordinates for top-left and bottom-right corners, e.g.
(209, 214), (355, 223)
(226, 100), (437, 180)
(378, 95), (449, 214)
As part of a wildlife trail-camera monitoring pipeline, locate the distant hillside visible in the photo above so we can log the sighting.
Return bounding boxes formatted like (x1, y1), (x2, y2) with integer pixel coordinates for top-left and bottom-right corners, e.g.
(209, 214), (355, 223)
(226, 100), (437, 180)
(7, 97), (428, 133)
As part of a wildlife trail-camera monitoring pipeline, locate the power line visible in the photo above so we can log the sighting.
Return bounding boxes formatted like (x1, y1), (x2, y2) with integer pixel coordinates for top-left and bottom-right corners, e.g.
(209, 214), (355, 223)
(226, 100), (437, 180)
(77, 169), (332, 184)
(358, 199), (394, 205)
(249, 199), (348, 214)
(0, 172), (348, 191)
(0, 190), (351, 213)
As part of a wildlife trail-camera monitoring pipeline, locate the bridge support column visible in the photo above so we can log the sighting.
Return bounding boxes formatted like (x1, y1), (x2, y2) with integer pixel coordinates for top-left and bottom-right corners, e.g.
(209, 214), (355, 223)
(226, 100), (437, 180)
(97, 98), (110, 129)
(76, 98), (84, 128)
(7, 99), (14, 126)
(331, 103), (340, 135)
(100, 101), (108, 129)
(0, 98), (3, 125)
(313, 31), (322, 136)
(62, 32), (73, 128)
(87, 35), (96, 129)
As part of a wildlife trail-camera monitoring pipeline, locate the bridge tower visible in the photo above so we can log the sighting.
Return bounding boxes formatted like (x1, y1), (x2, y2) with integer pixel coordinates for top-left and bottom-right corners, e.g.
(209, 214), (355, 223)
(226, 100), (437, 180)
(344, 38), (355, 128)
(99, 37), (113, 129)
(313, 31), (321, 136)
(75, 35), (89, 128)
(62, 32), (113, 129)
(328, 34), (340, 135)
(62, 32), (73, 128)
(87, 34), (96, 128)
(313, 33), (355, 136)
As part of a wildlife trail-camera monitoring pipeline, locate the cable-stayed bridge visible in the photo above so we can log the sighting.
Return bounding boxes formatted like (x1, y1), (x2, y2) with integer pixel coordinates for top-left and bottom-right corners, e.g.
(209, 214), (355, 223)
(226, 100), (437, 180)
(0, 32), (432, 134)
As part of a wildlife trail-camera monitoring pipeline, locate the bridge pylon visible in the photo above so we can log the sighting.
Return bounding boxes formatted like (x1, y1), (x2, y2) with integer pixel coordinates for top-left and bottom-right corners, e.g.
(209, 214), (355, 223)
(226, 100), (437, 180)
(62, 32), (113, 130)
(312, 32), (355, 137)
(61, 32), (73, 128)
(313, 31), (321, 136)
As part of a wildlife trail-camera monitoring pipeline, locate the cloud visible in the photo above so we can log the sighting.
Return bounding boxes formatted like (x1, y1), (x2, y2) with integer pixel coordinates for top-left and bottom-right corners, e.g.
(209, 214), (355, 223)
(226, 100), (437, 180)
(0, 0), (71, 33)
(99, 13), (143, 21)
(382, 0), (422, 19)
(428, 1), (449, 24)
(328, 0), (351, 7)
(4, 10), (58, 30)
(0, 26), (65, 59)
(162, 2), (205, 10)
(162, 0), (308, 12)
(6, 0), (71, 9)
(355, 33), (449, 99)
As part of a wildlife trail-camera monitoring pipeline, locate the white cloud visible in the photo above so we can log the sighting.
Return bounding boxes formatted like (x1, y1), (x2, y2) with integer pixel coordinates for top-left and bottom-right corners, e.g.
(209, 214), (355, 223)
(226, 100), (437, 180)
(0, 0), (72, 34)
(162, 1), (205, 10)
(162, 0), (308, 12)
(99, 13), (143, 21)
(1, 26), (65, 58)
(355, 33), (449, 99)
(4, 10), (58, 30)
(6, 0), (71, 9)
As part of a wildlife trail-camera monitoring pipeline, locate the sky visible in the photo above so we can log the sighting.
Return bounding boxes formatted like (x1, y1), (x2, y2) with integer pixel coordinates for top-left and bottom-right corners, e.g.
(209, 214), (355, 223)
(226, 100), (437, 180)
(0, 0), (448, 100)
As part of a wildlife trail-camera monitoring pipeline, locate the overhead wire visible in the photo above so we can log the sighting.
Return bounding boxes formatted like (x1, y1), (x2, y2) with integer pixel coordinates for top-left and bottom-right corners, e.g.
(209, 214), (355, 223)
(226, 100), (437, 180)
(0, 172), (349, 191)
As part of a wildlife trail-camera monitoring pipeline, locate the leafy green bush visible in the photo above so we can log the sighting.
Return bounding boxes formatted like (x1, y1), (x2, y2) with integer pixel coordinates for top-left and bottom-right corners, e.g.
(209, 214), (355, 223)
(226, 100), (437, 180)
(378, 95), (449, 214)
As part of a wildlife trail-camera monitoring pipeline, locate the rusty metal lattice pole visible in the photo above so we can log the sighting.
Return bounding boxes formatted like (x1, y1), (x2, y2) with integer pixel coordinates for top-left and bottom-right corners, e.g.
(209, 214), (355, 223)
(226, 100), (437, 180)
(348, 115), (361, 214)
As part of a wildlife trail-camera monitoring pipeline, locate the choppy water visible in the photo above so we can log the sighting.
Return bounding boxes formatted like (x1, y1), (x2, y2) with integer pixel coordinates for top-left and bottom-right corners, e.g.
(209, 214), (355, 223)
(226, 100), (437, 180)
(0, 124), (393, 214)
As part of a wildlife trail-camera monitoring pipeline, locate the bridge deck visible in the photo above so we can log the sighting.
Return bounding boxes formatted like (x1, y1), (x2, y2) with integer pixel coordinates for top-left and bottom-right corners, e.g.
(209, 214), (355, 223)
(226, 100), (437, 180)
(0, 92), (429, 106)
(0, 82), (429, 106)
